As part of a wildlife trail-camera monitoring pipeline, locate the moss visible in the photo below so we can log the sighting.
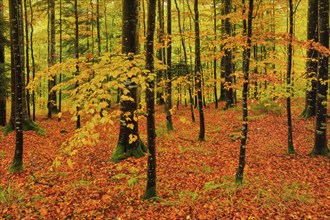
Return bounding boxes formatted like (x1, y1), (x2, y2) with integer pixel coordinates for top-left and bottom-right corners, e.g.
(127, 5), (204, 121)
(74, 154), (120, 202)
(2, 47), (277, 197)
(8, 161), (23, 172)
(309, 147), (329, 157)
(111, 141), (147, 163)
(142, 186), (157, 199)
(300, 107), (314, 119)
(2, 119), (46, 136)
(288, 145), (295, 155)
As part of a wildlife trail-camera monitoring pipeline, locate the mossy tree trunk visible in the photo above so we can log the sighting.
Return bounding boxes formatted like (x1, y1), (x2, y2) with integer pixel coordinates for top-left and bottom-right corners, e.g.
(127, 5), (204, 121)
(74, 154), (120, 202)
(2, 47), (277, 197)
(111, 0), (147, 162)
(311, 0), (329, 157)
(235, 0), (253, 185)
(143, 0), (157, 199)
(74, 0), (80, 129)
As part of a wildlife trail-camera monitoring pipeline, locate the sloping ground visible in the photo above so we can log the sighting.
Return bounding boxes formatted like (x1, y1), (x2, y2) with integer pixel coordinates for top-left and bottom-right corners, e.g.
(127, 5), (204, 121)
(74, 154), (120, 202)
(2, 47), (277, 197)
(0, 99), (329, 219)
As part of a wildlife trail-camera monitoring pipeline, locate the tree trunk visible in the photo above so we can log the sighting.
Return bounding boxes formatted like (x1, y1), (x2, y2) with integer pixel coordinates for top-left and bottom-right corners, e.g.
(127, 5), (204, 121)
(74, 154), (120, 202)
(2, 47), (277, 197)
(166, 0), (174, 131)
(213, 0), (218, 109)
(111, 0), (147, 162)
(96, 0), (101, 56)
(311, 0), (329, 156)
(286, 0), (295, 154)
(74, 0), (80, 129)
(9, 0), (24, 172)
(235, 0), (253, 185)
(23, 0), (30, 118)
(29, 0), (35, 121)
(301, 0), (318, 119)
(194, 0), (205, 141)
(0, 0), (6, 126)
(143, 0), (157, 199)
(104, 0), (109, 53)
(47, 0), (57, 119)
(224, 0), (234, 109)
(156, 0), (165, 105)
(58, 0), (63, 119)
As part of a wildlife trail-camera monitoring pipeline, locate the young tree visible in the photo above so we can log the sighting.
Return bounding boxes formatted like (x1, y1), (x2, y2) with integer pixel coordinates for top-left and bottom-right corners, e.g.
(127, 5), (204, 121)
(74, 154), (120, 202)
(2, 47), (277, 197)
(143, 0), (157, 199)
(235, 0), (253, 185)
(47, 0), (57, 118)
(0, 0), (6, 126)
(311, 0), (329, 156)
(301, 0), (318, 119)
(194, 0), (205, 141)
(9, 0), (24, 172)
(111, 0), (147, 162)
(166, 0), (174, 131)
(286, 0), (295, 154)
(74, 0), (80, 129)
(213, 0), (218, 109)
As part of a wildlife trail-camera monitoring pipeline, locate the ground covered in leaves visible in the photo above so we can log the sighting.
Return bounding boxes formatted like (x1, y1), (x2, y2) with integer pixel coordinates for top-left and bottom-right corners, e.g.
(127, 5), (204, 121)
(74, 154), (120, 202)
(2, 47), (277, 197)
(1, 99), (329, 219)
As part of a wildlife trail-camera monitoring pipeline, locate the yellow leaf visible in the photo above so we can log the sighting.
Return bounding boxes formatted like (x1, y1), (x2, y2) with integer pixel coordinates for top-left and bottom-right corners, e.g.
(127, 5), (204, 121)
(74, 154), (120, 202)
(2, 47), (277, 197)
(67, 158), (74, 169)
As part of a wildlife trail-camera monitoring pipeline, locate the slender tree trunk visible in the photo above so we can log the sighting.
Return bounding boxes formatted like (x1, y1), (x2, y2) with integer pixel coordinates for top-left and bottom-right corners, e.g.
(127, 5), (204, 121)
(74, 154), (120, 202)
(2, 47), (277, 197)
(301, 0), (318, 119)
(166, 0), (174, 131)
(311, 0), (329, 156)
(96, 0), (101, 56)
(104, 0), (109, 53)
(58, 0), (62, 119)
(224, 0), (234, 109)
(286, 0), (295, 154)
(29, 0), (35, 121)
(174, 0), (195, 122)
(9, 0), (24, 172)
(235, 0), (253, 185)
(194, 0), (205, 141)
(47, 0), (57, 119)
(213, 0), (218, 108)
(74, 0), (80, 129)
(23, 0), (30, 118)
(143, 0), (157, 199)
(0, 0), (6, 126)
(156, 0), (165, 105)
(111, 0), (146, 162)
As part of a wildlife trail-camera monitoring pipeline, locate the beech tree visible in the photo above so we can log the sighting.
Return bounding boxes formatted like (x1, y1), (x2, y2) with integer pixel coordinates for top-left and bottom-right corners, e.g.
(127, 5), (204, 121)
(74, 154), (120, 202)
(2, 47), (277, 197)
(236, 0), (253, 185)
(111, 0), (147, 162)
(311, 0), (329, 156)
(301, 0), (318, 119)
(194, 0), (205, 141)
(9, 0), (24, 172)
(143, 0), (157, 199)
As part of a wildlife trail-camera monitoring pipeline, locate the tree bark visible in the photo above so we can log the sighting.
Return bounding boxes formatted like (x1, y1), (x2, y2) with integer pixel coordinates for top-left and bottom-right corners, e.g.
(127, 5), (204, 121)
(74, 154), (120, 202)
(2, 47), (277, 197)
(235, 0), (253, 185)
(311, 0), (329, 156)
(0, 0), (6, 126)
(301, 0), (318, 119)
(143, 0), (157, 199)
(9, 0), (24, 172)
(194, 0), (205, 141)
(111, 0), (147, 162)
(166, 0), (174, 131)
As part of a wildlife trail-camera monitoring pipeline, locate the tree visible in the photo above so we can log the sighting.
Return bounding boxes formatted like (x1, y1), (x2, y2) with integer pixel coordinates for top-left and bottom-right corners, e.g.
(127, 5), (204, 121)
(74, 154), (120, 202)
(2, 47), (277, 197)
(74, 0), (80, 129)
(213, 0), (218, 109)
(111, 0), (147, 162)
(194, 0), (205, 141)
(0, 0), (6, 126)
(47, 0), (57, 118)
(301, 0), (318, 119)
(166, 0), (174, 131)
(310, 0), (329, 156)
(223, 0), (234, 109)
(8, 0), (24, 172)
(286, 0), (295, 154)
(143, 0), (157, 199)
(235, 0), (253, 185)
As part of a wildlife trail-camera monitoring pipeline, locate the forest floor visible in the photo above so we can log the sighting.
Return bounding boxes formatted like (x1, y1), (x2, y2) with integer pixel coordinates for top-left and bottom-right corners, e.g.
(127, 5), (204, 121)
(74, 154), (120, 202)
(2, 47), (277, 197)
(0, 98), (329, 219)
